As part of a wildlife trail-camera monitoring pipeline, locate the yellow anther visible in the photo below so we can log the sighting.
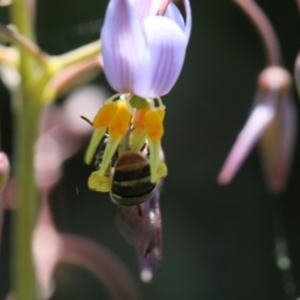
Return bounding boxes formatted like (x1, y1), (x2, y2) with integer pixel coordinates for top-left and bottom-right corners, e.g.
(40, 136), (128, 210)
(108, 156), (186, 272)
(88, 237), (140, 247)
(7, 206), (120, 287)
(145, 108), (165, 143)
(93, 102), (118, 129)
(109, 102), (132, 139)
(88, 171), (111, 192)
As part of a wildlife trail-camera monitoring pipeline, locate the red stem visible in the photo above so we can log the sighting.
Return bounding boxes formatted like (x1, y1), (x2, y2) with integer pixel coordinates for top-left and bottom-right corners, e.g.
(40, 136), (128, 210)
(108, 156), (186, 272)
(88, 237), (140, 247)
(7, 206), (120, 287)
(296, 0), (300, 15)
(232, 0), (282, 66)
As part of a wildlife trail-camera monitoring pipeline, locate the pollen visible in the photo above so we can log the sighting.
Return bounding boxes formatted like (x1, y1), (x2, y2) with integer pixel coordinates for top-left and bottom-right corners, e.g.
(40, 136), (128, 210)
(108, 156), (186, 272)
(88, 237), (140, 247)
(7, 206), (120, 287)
(145, 109), (165, 143)
(109, 103), (132, 139)
(88, 171), (111, 192)
(93, 102), (118, 129)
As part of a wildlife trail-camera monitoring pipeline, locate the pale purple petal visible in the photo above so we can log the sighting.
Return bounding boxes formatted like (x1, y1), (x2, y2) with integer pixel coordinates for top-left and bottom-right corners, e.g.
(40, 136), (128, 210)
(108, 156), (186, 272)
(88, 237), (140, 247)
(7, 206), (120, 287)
(164, 3), (185, 31)
(218, 101), (276, 185)
(182, 0), (192, 42)
(133, 16), (186, 97)
(132, 0), (161, 20)
(101, 0), (145, 93)
(259, 96), (297, 192)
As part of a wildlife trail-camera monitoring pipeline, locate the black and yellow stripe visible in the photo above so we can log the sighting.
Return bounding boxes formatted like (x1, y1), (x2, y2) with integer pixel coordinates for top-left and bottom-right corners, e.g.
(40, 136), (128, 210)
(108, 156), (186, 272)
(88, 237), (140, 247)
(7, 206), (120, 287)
(110, 151), (156, 206)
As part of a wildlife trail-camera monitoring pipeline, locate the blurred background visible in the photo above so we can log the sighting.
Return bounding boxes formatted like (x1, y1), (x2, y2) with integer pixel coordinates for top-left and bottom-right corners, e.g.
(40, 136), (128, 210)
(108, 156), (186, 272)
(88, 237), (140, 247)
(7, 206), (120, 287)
(1, 0), (300, 299)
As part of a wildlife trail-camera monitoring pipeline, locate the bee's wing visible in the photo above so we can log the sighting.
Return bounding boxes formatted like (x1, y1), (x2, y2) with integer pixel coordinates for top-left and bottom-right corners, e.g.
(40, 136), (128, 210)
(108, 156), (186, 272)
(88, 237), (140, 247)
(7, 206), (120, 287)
(115, 191), (162, 278)
(115, 205), (142, 246)
(139, 191), (162, 260)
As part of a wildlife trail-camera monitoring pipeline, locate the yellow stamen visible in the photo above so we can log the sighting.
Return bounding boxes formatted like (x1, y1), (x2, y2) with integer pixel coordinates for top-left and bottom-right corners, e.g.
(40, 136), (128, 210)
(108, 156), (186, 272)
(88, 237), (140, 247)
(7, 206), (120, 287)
(130, 107), (150, 151)
(85, 101), (119, 164)
(84, 127), (106, 164)
(130, 129), (147, 151)
(144, 107), (165, 182)
(99, 136), (122, 176)
(148, 140), (161, 183)
(98, 101), (132, 176)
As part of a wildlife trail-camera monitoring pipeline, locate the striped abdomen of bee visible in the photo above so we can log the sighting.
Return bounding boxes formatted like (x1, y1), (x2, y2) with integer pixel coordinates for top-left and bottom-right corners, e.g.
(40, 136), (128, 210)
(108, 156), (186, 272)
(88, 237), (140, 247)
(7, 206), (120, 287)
(110, 151), (156, 206)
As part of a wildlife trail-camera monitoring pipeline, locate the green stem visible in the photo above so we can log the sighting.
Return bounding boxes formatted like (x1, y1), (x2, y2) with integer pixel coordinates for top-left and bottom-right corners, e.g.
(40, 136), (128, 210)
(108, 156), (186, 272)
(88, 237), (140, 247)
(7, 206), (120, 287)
(0, 24), (48, 68)
(9, 2), (39, 299)
(10, 0), (36, 86)
(50, 40), (100, 71)
(13, 96), (42, 300)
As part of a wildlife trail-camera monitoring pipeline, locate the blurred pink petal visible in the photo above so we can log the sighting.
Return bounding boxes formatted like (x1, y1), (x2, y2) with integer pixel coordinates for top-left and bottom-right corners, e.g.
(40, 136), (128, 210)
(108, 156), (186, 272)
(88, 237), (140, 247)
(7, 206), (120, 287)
(218, 101), (275, 185)
(33, 193), (61, 299)
(2, 178), (17, 210)
(60, 84), (108, 138)
(35, 85), (108, 191)
(218, 67), (296, 192)
(5, 293), (15, 300)
(0, 152), (10, 193)
(59, 234), (141, 300)
(33, 192), (141, 299)
(33, 224), (61, 299)
(34, 135), (63, 191)
(0, 152), (10, 250)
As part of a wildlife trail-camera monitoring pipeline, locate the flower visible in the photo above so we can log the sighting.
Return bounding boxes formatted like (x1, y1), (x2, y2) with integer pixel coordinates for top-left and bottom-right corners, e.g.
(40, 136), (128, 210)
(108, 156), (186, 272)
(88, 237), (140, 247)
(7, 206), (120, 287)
(85, 0), (191, 194)
(101, 0), (191, 97)
(218, 67), (297, 192)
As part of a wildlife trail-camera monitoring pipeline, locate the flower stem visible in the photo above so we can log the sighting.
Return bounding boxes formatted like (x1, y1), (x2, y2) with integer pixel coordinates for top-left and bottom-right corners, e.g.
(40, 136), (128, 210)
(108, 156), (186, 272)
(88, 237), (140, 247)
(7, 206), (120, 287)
(269, 194), (297, 300)
(48, 40), (101, 73)
(9, 1), (41, 299)
(13, 97), (42, 300)
(10, 0), (35, 85)
(232, 0), (282, 66)
(0, 24), (48, 68)
(296, 0), (300, 15)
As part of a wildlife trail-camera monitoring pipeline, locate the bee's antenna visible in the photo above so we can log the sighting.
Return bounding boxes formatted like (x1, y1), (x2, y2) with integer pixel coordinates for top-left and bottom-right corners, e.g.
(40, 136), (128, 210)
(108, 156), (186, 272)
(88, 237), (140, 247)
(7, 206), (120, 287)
(80, 116), (93, 126)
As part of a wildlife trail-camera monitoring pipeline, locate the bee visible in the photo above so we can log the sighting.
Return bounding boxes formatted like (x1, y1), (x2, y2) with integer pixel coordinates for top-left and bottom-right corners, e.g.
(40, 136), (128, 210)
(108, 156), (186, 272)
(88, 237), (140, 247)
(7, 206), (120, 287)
(82, 116), (160, 207)
(110, 150), (156, 206)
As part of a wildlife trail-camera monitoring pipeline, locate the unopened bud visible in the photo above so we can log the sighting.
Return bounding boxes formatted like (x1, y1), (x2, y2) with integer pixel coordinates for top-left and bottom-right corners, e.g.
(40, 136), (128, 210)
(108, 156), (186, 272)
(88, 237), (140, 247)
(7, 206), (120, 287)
(258, 66), (292, 93)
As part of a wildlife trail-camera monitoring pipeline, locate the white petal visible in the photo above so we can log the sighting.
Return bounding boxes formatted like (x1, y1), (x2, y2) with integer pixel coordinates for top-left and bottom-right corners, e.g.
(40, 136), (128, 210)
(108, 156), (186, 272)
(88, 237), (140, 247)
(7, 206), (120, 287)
(218, 101), (276, 185)
(101, 0), (145, 93)
(133, 16), (186, 97)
